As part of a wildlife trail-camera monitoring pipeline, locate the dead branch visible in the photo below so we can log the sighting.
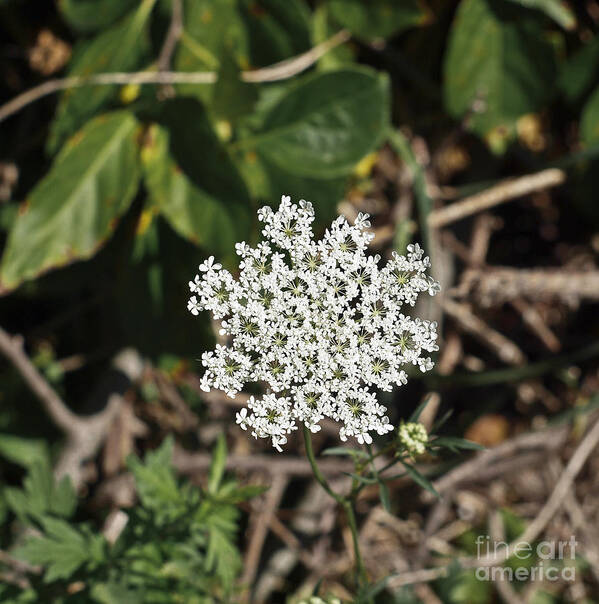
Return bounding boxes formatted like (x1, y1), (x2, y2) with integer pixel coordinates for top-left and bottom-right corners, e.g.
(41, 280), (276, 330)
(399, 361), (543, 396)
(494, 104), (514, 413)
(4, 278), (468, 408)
(441, 298), (527, 365)
(157, 0), (183, 73)
(424, 424), (570, 500)
(0, 325), (143, 489)
(0, 30), (350, 124)
(454, 267), (599, 307)
(240, 474), (288, 593)
(428, 168), (565, 228)
(173, 446), (355, 477)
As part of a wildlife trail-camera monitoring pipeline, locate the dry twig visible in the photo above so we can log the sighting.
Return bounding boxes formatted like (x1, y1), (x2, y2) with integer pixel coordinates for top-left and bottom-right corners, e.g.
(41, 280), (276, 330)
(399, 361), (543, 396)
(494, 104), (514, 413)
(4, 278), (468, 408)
(0, 326), (142, 488)
(428, 168), (565, 228)
(0, 30), (350, 124)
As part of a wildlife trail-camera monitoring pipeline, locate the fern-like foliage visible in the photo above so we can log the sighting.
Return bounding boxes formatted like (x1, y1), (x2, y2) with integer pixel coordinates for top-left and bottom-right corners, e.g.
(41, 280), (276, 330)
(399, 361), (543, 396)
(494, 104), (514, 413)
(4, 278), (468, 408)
(0, 436), (266, 603)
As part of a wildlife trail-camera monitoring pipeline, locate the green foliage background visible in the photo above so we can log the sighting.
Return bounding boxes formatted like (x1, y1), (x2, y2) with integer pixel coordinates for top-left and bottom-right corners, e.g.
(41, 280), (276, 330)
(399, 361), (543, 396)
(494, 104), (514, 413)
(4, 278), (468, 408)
(1, 0), (599, 601)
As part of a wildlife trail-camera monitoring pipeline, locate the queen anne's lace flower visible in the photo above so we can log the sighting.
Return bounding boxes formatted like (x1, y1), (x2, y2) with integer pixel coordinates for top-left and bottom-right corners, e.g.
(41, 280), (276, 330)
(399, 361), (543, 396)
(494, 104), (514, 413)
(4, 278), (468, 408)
(188, 195), (440, 451)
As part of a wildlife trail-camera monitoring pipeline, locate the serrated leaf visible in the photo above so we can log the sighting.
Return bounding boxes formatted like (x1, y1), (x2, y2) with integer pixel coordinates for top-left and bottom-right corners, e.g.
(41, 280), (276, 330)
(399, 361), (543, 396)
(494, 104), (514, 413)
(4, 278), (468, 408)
(322, 446), (369, 459)
(206, 525), (241, 588)
(231, 67), (390, 178)
(444, 0), (556, 150)
(4, 461), (76, 521)
(58, 0), (138, 32)
(328, 0), (429, 41)
(581, 86), (599, 145)
(0, 111), (140, 291)
(91, 581), (144, 604)
(208, 434), (227, 495)
(127, 436), (182, 517)
(48, 1), (154, 152)
(14, 517), (105, 583)
(506, 0), (576, 30)
(0, 434), (49, 469)
(399, 460), (440, 498)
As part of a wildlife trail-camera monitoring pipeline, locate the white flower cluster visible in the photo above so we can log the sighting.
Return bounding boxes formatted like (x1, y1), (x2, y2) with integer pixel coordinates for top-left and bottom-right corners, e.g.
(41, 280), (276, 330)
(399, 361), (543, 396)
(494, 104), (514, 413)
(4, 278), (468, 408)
(398, 421), (428, 457)
(188, 196), (440, 451)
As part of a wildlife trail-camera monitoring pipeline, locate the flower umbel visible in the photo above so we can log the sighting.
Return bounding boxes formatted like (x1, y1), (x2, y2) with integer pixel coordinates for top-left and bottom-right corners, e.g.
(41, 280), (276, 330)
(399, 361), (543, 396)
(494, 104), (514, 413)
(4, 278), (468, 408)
(188, 195), (440, 450)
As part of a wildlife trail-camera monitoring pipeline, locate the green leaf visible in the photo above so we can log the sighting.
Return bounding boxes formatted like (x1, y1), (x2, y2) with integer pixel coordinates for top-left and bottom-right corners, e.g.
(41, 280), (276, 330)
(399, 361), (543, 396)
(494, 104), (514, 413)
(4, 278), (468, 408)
(221, 484), (269, 504)
(237, 0), (312, 65)
(91, 581), (144, 604)
(581, 86), (599, 145)
(127, 436), (182, 517)
(505, 0), (576, 30)
(142, 99), (251, 257)
(14, 517), (105, 583)
(0, 111), (140, 291)
(378, 480), (391, 512)
(444, 0), (556, 151)
(208, 434), (227, 494)
(322, 446), (369, 459)
(408, 395), (432, 423)
(558, 36), (599, 104)
(399, 460), (440, 498)
(58, 0), (138, 32)
(47, 1), (154, 152)
(206, 525), (241, 588)
(431, 437), (484, 452)
(328, 0), (429, 41)
(342, 472), (378, 485)
(211, 48), (258, 121)
(4, 461), (77, 521)
(231, 66), (390, 178)
(0, 434), (49, 469)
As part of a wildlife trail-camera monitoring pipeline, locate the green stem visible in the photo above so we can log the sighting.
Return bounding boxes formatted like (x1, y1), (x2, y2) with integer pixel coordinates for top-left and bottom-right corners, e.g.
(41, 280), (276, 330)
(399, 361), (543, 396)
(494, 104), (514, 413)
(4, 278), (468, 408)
(302, 425), (368, 586)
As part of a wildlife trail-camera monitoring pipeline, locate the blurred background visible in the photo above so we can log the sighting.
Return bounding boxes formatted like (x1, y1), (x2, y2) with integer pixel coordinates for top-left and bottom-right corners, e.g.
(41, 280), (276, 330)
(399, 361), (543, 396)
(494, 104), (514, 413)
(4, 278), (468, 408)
(1, 0), (599, 602)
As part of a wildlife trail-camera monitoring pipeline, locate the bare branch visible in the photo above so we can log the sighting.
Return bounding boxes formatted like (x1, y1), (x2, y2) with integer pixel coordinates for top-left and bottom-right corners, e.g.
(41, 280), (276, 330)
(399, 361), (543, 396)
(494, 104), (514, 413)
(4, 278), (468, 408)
(0, 30), (350, 124)
(0, 325), (81, 433)
(157, 0), (183, 73)
(428, 168), (565, 228)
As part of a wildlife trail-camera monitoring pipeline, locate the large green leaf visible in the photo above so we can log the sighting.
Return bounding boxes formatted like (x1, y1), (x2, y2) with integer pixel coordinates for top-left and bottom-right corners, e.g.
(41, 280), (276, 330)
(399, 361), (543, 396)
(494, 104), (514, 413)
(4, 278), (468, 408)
(0, 111), (140, 292)
(47, 0), (155, 153)
(231, 67), (390, 178)
(506, 0), (576, 30)
(559, 36), (599, 104)
(142, 98), (250, 256)
(444, 0), (556, 149)
(58, 0), (138, 33)
(328, 0), (429, 41)
(581, 86), (599, 145)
